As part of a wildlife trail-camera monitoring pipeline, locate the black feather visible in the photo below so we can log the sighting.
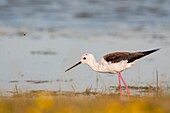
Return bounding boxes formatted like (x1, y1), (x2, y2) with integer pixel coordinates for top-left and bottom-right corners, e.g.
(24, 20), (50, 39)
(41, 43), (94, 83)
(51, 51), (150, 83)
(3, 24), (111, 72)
(103, 49), (160, 63)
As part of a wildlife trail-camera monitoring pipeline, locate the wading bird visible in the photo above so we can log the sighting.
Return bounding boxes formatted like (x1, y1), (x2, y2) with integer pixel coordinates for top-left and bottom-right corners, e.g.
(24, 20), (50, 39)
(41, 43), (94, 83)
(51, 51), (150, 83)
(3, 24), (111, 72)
(65, 49), (159, 97)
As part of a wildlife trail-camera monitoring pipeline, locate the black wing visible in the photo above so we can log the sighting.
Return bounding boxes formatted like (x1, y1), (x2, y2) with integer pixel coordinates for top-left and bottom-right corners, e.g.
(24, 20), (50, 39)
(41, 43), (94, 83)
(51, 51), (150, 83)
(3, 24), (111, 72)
(103, 49), (159, 63)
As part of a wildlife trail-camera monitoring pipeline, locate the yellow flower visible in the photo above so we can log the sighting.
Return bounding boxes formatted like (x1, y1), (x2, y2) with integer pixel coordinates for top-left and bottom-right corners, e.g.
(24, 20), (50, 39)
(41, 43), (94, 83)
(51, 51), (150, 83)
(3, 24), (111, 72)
(128, 100), (165, 113)
(106, 102), (125, 113)
(35, 95), (54, 110)
(25, 106), (41, 113)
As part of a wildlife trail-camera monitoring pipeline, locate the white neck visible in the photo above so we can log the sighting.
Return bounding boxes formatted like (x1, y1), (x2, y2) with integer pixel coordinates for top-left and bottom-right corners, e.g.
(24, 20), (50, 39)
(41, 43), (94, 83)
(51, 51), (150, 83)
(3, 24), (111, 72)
(86, 56), (100, 72)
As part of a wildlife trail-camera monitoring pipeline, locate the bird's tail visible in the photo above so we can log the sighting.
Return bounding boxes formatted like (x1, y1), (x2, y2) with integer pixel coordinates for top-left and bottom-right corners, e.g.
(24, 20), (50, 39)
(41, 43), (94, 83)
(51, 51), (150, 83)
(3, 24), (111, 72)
(141, 48), (160, 56)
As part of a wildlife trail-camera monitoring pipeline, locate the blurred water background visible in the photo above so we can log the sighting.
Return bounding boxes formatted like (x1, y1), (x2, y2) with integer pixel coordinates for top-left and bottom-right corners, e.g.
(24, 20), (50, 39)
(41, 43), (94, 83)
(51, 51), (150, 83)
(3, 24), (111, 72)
(0, 0), (170, 95)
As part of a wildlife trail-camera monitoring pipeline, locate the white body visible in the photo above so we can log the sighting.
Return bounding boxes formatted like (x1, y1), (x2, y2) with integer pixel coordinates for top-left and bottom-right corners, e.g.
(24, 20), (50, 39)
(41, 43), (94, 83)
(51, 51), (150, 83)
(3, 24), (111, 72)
(80, 54), (135, 74)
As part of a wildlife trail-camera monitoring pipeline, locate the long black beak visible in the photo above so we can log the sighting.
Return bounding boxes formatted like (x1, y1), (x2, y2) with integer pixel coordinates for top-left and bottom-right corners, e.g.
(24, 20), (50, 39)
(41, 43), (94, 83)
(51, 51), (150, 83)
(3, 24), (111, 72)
(65, 61), (82, 72)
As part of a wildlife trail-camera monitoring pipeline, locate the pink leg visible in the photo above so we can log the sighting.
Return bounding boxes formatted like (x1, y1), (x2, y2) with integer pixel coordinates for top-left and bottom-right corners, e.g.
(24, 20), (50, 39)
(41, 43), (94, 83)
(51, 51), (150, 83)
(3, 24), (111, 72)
(118, 74), (122, 96)
(118, 72), (130, 97)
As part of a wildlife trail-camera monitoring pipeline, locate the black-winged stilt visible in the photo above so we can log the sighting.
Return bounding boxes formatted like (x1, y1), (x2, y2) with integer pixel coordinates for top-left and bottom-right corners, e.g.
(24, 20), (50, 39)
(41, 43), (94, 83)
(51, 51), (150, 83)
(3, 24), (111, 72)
(65, 49), (160, 96)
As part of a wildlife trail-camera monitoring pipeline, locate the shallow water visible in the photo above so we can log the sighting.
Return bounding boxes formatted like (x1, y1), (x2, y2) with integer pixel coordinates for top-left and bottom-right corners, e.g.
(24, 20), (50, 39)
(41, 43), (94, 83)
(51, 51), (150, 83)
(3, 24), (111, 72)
(1, 0), (170, 29)
(0, 0), (170, 95)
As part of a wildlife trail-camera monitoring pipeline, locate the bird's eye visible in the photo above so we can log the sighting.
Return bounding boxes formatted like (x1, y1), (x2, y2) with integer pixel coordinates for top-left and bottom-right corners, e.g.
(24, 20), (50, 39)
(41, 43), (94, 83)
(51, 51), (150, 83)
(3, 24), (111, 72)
(83, 57), (86, 60)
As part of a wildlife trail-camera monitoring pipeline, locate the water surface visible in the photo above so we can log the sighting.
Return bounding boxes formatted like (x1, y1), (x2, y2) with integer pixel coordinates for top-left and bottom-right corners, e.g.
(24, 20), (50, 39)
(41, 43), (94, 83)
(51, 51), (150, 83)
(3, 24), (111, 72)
(0, 0), (170, 95)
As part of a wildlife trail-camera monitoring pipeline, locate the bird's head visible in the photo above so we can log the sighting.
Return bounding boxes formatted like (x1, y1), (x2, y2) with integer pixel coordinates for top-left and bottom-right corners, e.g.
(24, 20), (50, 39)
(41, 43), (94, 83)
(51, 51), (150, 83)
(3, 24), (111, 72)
(80, 53), (94, 64)
(65, 53), (94, 72)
